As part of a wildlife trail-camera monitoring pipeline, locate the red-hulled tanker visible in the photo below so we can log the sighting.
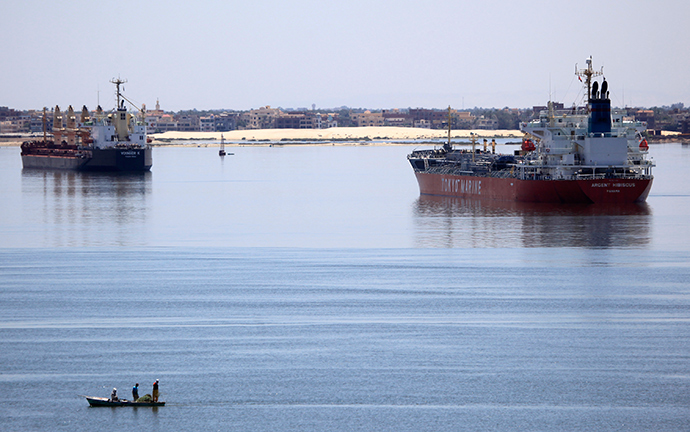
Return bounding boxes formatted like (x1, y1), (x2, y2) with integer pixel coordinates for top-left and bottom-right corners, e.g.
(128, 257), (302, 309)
(408, 58), (654, 204)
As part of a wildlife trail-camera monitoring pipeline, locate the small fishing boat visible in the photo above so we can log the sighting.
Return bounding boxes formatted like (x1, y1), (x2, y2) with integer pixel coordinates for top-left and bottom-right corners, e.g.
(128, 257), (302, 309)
(82, 395), (165, 407)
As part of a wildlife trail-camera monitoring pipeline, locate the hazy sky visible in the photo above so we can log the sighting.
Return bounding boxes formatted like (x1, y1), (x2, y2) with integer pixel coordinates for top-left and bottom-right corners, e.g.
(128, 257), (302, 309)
(2, 0), (688, 112)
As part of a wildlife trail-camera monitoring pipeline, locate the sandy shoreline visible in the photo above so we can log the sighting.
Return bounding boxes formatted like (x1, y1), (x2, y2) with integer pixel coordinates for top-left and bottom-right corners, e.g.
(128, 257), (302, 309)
(150, 127), (523, 144)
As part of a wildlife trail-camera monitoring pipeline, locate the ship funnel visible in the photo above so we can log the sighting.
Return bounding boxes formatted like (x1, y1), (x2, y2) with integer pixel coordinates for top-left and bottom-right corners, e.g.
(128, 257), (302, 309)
(601, 80), (608, 98)
(588, 79), (612, 135)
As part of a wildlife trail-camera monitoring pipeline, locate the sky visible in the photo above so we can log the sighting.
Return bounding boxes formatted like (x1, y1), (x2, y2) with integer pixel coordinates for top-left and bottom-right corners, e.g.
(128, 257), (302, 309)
(2, 0), (688, 112)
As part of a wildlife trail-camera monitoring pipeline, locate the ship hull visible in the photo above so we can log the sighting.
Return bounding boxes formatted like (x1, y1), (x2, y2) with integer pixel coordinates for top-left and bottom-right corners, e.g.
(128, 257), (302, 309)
(81, 147), (152, 172)
(414, 172), (653, 204)
(21, 154), (88, 170)
(21, 147), (152, 172)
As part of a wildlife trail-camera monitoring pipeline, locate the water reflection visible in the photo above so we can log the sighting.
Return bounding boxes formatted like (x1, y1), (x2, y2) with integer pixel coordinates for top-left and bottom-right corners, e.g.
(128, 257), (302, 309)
(20, 170), (151, 247)
(413, 195), (652, 248)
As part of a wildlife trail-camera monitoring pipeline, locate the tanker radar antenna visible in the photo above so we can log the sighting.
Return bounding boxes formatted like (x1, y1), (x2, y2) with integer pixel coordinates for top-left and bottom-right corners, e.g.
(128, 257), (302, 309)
(575, 57), (603, 102)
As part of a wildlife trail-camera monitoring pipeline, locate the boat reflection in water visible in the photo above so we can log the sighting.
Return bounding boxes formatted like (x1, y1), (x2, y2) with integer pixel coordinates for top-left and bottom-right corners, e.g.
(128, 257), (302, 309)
(413, 194), (651, 249)
(19, 170), (151, 247)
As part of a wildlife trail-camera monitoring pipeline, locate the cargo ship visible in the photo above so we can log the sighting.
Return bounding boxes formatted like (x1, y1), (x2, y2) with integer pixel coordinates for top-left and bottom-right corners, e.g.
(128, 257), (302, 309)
(21, 79), (152, 171)
(408, 58), (654, 204)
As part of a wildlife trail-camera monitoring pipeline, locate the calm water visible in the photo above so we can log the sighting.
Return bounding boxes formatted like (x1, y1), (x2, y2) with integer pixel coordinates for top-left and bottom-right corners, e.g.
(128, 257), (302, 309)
(1, 142), (690, 431)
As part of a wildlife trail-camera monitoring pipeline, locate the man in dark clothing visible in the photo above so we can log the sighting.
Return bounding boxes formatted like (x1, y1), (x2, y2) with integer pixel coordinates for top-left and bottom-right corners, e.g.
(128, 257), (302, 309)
(152, 379), (159, 402)
(132, 383), (139, 401)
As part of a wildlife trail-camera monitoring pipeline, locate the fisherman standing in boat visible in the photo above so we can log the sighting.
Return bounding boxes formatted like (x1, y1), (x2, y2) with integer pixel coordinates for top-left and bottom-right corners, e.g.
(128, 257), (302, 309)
(152, 379), (159, 403)
(132, 383), (139, 401)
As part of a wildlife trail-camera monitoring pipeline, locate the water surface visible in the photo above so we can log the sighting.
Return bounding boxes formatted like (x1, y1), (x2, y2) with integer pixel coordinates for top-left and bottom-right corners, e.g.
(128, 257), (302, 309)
(1, 142), (689, 431)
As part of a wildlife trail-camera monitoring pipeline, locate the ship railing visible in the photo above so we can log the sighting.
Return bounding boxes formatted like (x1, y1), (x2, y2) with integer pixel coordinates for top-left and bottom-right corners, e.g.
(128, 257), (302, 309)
(491, 170), (518, 179)
(515, 163), (650, 181)
(408, 149), (446, 159)
(515, 172), (651, 181)
(424, 166), (476, 176)
(574, 173), (650, 180)
(517, 168), (549, 181)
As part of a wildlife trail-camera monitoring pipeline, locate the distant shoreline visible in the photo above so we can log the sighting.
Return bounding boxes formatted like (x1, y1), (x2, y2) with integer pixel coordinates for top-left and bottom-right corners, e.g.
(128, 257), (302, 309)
(1, 126), (685, 147)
